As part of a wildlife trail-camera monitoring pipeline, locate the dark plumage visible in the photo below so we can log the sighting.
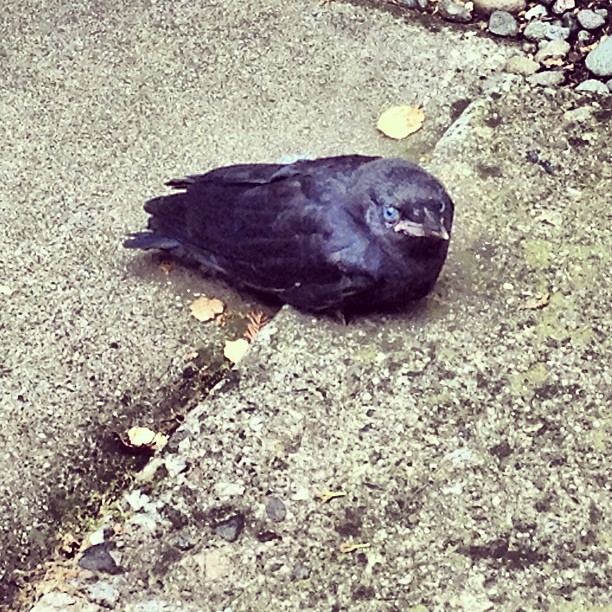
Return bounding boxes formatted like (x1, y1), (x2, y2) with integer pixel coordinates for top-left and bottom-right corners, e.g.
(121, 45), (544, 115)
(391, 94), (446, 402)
(124, 155), (454, 314)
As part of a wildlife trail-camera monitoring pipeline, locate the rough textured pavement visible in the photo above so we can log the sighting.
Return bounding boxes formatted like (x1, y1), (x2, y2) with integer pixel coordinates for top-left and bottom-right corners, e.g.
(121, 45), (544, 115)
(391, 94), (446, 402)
(29, 85), (611, 611)
(1, 0), (515, 605)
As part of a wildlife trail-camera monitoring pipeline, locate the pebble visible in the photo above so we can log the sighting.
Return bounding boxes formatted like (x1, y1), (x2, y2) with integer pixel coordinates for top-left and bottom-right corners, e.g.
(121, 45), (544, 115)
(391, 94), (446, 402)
(489, 11), (518, 37)
(526, 70), (565, 87)
(575, 79), (610, 94)
(78, 543), (122, 574)
(438, 0), (473, 23)
(585, 37), (612, 77)
(265, 496), (287, 522)
(535, 39), (571, 64)
(577, 30), (595, 44)
(552, 0), (574, 15)
(525, 5), (548, 20)
(608, 78), (612, 92)
(523, 21), (548, 41)
(87, 581), (121, 608)
(473, 0), (525, 14)
(504, 55), (540, 76)
(293, 563), (312, 580)
(215, 514), (245, 542)
(577, 10), (606, 30)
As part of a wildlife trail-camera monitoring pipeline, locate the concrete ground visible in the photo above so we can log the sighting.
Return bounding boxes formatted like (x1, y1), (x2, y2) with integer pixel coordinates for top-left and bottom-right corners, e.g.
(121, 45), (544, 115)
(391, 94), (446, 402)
(0, 0), (609, 610)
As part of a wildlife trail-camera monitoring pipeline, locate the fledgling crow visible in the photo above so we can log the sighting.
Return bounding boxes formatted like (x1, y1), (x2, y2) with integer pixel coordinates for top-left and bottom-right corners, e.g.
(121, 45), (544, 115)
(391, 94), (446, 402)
(124, 155), (454, 314)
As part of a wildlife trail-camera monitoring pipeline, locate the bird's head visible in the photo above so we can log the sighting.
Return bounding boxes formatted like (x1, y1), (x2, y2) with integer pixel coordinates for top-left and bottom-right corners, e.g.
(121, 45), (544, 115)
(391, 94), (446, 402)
(353, 158), (454, 248)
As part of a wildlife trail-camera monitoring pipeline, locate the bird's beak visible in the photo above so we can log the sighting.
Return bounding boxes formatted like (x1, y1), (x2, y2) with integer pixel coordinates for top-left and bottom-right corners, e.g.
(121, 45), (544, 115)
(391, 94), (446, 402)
(394, 217), (450, 241)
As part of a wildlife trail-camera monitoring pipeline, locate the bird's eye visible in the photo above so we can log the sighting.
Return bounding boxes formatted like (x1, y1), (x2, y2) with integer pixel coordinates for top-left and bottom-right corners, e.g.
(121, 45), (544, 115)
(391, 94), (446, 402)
(439, 202), (446, 213)
(382, 206), (400, 225)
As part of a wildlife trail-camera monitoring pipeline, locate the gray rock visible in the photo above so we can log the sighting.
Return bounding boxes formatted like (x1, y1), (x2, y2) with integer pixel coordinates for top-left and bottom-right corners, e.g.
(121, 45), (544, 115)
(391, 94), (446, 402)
(438, 0), (473, 23)
(607, 78), (612, 92)
(585, 37), (612, 77)
(416, 0), (429, 8)
(293, 563), (311, 580)
(504, 55), (540, 76)
(535, 39), (571, 63)
(561, 12), (579, 33)
(87, 581), (121, 608)
(265, 496), (287, 522)
(577, 9), (605, 30)
(473, 0), (525, 14)
(547, 23), (571, 40)
(552, 0), (574, 15)
(78, 543), (122, 575)
(523, 20), (549, 41)
(397, 0), (419, 7)
(30, 592), (99, 612)
(526, 70), (565, 86)
(214, 514), (245, 542)
(525, 5), (548, 19)
(489, 11), (518, 36)
(575, 79), (610, 94)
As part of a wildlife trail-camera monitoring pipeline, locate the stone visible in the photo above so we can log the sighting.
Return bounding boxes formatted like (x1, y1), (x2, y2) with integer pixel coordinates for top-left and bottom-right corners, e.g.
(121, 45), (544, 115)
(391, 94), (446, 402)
(397, 0), (419, 7)
(526, 70), (565, 86)
(577, 9), (606, 30)
(78, 543), (122, 575)
(607, 78), (612, 92)
(585, 37), (612, 77)
(489, 11), (518, 36)
(438, 0), (473, 23)
(265, 496), (287, 522)
(546, 23), (571, 40)
(214, 514), (245, 542)
(87, 581), (121, 608)
(535, 39), (571, 63)
(552, 0), (574, 15)
(523, 21), (549, 41)
(473, 0), (525, 14)
(504, 55), (540, 76)
(525, 5), (548, 20)
(577, 30), (595, 44)
(575, 79), (610, 94)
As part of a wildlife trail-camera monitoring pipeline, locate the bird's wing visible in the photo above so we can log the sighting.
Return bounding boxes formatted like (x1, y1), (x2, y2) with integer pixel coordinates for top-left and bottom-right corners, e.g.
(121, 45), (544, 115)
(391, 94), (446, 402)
(144, 158), (380, 307)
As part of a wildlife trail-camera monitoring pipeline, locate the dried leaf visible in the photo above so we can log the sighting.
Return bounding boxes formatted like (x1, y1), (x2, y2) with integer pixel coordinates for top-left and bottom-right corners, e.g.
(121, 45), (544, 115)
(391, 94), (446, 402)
(190, 297), (225, 322)
(184, 350), (199, 361)
(315, 490), (347, 504)
(245, 310), (270, 341)
(377, 105), (425, 140)
(125, 426), (168, 452)
(339, 541), (371, 554)
(224, 338), (250, 364)
(519, 292), (550, 310)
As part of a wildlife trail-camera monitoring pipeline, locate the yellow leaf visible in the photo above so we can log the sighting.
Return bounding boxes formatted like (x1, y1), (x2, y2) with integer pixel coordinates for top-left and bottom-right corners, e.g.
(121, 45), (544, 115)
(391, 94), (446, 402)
(224, 338), (250, 364)
(339, 541), (371, 554)
(190, 297), (225, 322)
(377, 105), (425, 140)
(126, 426), (168, 452)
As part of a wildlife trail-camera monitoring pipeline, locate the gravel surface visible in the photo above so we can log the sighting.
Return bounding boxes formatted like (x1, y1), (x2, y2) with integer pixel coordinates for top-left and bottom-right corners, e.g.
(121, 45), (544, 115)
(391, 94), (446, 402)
(387, 0), (611, 92)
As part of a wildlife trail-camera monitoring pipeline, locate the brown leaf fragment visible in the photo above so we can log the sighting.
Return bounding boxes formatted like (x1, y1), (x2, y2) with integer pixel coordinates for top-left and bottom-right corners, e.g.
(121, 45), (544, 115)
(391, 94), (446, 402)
(315, 490), (347, 504)
(339, 541), (371, 554)
(519, 292), (550, 311)
(190, 297), (225, 322)
(245, 310), (271, 341)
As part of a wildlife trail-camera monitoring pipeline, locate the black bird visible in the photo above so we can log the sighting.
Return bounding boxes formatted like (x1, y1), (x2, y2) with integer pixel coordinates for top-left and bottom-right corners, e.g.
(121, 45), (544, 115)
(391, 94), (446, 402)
(124, 155), (454, 314)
